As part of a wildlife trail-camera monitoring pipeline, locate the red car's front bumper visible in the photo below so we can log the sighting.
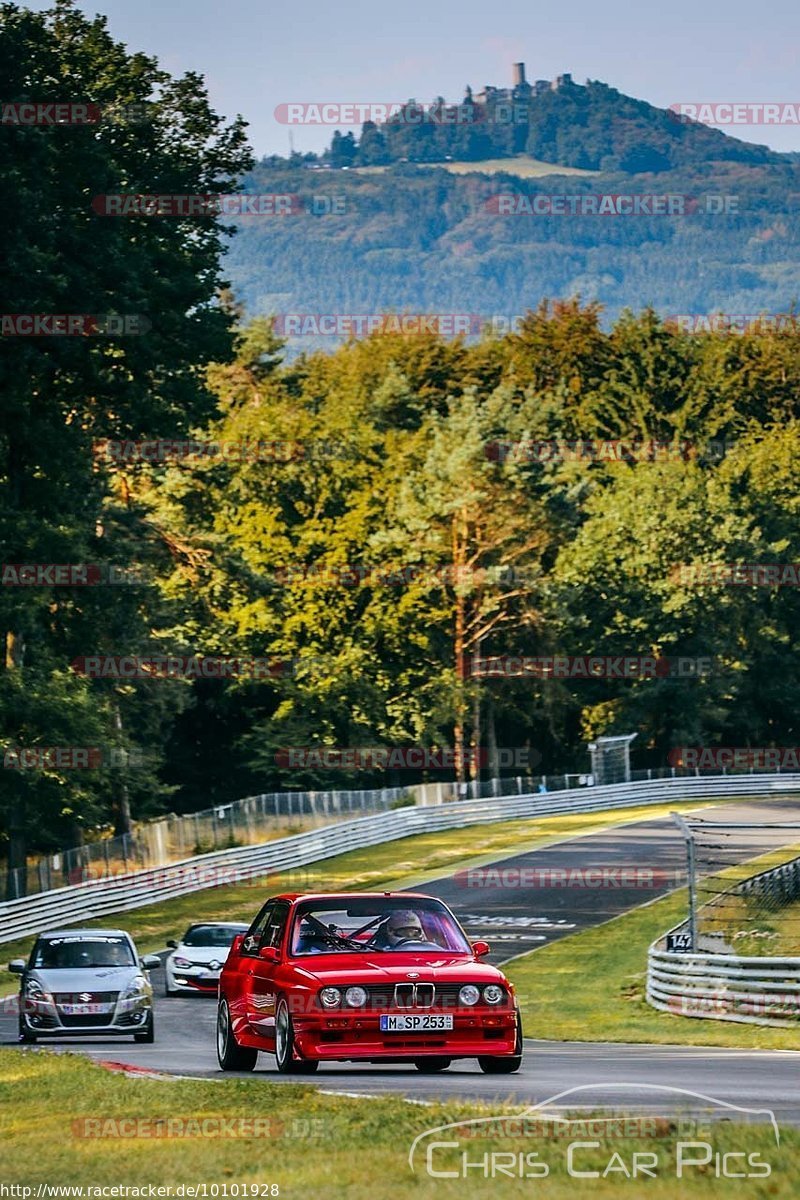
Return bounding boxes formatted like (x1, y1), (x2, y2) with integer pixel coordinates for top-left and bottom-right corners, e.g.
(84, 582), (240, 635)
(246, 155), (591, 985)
(290, 1009), (518, 1061)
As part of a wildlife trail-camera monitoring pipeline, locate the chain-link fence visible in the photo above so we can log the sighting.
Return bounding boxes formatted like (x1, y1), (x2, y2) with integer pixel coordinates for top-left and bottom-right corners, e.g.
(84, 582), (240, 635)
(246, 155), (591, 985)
(672, 811), (800, 955)
(5, 758), (797, 901)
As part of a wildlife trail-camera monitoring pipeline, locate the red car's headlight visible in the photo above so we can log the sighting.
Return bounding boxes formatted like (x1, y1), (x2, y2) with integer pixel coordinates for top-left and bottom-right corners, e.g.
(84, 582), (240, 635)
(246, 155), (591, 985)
(319, 987), (341, 1008)
(483, 984), (505, 1004)
(344, 986), (367, 1008)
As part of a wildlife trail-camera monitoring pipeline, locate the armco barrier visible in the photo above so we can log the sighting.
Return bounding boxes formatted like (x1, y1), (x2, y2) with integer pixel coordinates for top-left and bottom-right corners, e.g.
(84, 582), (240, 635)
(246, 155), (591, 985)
(3, 772), (800, 945)
(647, 853), (800, 1028)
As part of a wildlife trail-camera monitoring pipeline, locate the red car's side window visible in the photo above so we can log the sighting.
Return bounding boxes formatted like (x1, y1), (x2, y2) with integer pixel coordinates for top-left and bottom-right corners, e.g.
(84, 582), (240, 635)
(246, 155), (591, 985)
(241, 901), (274, 956)
(262, 902), (291, 951)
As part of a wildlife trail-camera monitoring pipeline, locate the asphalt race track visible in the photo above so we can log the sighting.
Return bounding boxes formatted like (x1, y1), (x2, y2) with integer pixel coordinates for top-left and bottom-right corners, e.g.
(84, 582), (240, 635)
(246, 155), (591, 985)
(3, 796), (800, 1119)
(424, 796), (800, 962)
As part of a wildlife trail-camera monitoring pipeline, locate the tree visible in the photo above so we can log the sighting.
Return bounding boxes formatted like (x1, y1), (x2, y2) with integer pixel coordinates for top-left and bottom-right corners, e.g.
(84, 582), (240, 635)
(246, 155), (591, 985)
(0, 0), (252, 891)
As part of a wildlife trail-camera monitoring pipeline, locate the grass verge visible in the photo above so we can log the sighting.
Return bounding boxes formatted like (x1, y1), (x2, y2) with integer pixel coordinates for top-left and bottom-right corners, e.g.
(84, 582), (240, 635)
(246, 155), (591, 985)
(506, 888), (800, 1050)
(354, 156), (598, 178)
(1, 1049), (798, 1196)
(1, 799), (722, 996)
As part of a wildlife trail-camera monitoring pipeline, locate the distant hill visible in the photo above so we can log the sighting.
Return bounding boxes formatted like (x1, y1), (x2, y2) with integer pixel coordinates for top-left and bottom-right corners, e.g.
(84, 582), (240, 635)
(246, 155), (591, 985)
(313, 68), (785, 174)
(225, 72), (800, 350)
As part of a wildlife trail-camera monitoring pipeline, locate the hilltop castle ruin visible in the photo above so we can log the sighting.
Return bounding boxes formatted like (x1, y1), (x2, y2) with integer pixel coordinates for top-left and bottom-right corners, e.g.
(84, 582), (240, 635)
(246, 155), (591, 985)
(474, 63), (575, 108)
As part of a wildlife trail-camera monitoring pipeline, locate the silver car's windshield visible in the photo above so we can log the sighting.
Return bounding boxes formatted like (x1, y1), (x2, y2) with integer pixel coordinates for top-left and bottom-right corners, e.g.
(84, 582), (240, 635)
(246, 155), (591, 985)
(182, 924), (247, 947)
(33, 935), (135, 969)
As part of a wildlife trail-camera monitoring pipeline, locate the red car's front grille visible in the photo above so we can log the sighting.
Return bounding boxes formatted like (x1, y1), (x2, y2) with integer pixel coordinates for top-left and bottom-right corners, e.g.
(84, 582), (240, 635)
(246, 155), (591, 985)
(360, 984), (488, 1011)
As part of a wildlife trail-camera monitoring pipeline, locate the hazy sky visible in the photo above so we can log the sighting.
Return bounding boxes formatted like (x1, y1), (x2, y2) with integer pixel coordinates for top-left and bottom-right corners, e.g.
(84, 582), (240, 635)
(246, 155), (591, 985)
(24, 0), (800, 157)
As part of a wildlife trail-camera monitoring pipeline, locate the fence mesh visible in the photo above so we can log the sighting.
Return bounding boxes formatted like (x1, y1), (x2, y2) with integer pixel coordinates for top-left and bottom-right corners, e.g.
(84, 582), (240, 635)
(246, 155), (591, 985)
(5, 760), (798, 902)
(676, 810), (800, 956)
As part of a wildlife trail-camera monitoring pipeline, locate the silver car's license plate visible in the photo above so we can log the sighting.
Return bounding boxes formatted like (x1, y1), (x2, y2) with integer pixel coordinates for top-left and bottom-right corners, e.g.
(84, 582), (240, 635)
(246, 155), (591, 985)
(379, 1014), (453, 1032)
(61, 1003), (108, 1015)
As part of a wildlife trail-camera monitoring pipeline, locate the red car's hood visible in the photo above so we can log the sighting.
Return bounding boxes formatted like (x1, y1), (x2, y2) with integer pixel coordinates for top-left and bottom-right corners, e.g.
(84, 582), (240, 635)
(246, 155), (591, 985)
(288, 954), (508, 986)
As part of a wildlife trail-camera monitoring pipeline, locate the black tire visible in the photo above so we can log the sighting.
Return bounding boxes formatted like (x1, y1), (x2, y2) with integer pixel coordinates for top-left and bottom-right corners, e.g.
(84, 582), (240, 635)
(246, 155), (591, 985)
(274, 999), (318, 1074)
(133, 1012), (155, 1044)
(216, 999), (257, 1071)
(18, 1018), (36, 1044)
(478, 1013), (523, 1075)
(414, 1057), (452, 1073)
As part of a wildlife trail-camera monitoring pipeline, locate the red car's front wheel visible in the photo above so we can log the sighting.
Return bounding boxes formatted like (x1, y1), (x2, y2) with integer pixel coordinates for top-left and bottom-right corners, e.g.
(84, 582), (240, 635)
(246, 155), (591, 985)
(217, 999), (257, 1072)
(414, 1057), (452, 1072)
(275, 999), (318, 1074)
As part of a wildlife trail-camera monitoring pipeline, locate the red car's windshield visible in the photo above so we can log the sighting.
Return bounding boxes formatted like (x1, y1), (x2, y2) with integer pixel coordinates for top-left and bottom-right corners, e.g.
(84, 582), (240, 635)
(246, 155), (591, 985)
(290, 898), (471, 955)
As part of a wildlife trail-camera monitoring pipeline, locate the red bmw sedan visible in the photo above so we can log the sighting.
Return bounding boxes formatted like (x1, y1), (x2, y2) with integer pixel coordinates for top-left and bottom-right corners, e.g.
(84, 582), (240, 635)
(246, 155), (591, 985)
(216, 892), (522, 1074)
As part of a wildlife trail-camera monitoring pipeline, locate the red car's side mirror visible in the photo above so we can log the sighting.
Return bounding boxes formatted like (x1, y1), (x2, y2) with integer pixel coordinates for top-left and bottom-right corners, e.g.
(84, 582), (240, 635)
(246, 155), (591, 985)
(259, 945), (280, 963)
(472, 940), (491, 958)
(230, 935), (245, 955)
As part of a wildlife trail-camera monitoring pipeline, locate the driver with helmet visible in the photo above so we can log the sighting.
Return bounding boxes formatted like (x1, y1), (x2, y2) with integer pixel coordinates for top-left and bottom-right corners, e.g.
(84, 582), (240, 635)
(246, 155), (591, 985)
(374, 909), (427, 949)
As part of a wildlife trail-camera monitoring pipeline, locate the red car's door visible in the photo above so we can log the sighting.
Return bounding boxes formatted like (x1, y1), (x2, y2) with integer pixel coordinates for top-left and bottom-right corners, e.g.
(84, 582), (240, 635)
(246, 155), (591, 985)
(227, 900), (274, 1034)
(243, 900), (292, 1046)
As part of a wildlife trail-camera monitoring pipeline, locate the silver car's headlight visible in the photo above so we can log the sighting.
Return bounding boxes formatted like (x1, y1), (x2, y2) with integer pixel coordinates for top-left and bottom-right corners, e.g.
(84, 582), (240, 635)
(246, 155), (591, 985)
(24, 978), (52, 1004)
(483, 984), (505, 1005)
(121, 975), (148, 1000)
(319, 987), (341, 1008)
(344, 986), (367, 1008)
(458, 985), (481, 1007)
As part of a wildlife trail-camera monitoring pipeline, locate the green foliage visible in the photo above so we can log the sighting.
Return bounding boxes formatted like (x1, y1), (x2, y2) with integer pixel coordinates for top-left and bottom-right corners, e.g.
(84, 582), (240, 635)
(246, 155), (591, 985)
(224, 158), (800, 335)
(0, 0), (252, 888)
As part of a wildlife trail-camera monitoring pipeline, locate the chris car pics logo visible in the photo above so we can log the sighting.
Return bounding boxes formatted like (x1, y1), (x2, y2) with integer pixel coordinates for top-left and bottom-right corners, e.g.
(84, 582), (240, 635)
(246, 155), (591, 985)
(408, 1084), (778, 1180)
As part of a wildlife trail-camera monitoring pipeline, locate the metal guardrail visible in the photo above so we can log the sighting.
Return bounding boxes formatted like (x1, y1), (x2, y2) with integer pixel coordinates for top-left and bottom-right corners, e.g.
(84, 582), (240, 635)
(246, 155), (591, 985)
(7, 763), (789, 901)
(647, 852), (800, 1028)
(4, 770), (593, 900)
(3, 772), (800, 946)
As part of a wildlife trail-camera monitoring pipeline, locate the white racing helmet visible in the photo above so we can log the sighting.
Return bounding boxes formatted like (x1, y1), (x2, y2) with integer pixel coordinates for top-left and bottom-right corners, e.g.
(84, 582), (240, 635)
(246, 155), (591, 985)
(385, 909), (425, 945)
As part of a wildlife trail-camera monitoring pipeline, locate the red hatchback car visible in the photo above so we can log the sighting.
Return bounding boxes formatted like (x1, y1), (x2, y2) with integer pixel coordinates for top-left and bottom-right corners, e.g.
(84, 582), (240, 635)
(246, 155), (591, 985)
(217, 892), (523, 1074)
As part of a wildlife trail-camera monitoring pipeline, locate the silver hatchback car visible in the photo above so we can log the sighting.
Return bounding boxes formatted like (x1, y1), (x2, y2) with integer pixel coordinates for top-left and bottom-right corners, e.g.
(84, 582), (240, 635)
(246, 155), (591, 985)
(9, 928), (160, 1043)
